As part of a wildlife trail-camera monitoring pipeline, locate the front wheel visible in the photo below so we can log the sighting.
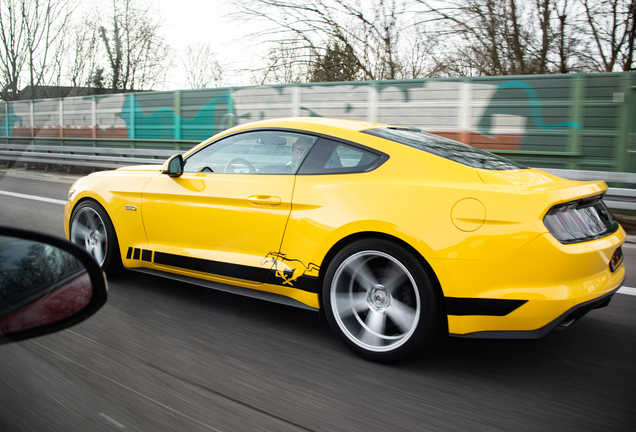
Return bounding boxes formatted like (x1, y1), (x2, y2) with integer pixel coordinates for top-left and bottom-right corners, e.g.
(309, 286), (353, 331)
(323, 239), (442, 362)
(69, 200), (122, 275)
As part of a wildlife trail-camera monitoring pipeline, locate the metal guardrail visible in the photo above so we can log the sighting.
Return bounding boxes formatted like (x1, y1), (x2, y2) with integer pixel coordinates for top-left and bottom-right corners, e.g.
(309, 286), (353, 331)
(0, 144), (634, 210)
(0, 144), (180, 170)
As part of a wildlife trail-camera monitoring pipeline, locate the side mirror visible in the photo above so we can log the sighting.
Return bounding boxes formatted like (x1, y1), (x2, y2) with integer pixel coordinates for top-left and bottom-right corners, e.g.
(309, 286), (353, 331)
(161, 154), (184, 177)
(0, 227), (108, 344)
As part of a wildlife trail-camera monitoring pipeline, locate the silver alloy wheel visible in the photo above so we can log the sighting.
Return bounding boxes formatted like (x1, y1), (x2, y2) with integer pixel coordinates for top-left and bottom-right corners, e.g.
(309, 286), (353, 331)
(70, 207), (108, 267)
(330, 250), (421, 353)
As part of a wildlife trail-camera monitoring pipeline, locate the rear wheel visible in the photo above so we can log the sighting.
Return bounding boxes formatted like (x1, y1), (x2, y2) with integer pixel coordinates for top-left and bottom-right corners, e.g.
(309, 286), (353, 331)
(70, 201), (121, 275)
(323, 239), (441, 362)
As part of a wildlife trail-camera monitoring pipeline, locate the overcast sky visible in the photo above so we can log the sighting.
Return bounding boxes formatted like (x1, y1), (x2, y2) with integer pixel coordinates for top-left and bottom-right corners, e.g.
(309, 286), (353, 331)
(152, 0), (267, 89)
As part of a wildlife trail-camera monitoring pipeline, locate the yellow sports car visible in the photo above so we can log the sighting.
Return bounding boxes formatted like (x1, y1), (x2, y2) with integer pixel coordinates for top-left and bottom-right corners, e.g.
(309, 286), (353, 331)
(64, 117), (625, 362)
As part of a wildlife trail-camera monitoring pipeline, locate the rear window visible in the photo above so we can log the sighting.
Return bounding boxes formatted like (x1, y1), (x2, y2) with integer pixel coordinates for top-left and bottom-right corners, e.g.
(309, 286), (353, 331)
(362, 127), (527, 171)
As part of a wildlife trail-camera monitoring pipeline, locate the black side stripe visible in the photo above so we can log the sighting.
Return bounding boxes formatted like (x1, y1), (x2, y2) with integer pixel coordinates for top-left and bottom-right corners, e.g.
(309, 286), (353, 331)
(154, 251), (269, 281)
(126, 247), (153, 262)
(141, 249), (152, 262)
(153, 251), (319, 294)
(446, 298), (528, 316)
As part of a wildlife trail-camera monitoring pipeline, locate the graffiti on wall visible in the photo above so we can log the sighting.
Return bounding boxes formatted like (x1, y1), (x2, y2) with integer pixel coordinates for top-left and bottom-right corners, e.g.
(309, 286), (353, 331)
(0, 105), (21, 137)
(1, 79), (582, 154)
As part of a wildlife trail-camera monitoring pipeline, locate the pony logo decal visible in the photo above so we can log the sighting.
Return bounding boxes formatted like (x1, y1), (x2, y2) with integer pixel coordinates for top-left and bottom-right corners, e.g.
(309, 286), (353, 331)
(262, 252), (320, 286)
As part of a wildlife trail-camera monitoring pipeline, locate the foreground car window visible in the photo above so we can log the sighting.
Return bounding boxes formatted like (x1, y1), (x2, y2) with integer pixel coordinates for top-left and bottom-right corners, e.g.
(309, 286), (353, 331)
(0, 237), (84, 307)
(362, 128), (527, 171)
(183, 131), (317, 174)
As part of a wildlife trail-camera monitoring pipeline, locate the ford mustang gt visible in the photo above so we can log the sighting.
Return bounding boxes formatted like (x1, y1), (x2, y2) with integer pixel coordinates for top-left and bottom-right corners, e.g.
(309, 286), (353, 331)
(64, 117), (625, 362)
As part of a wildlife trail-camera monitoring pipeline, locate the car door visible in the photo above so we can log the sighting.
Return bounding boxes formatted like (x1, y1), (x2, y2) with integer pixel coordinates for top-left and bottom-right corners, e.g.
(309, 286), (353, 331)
(140, 130), (316, 285)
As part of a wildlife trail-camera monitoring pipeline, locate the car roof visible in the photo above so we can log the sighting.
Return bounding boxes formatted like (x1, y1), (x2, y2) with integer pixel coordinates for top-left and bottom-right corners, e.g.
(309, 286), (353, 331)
(230, 117), (388, 133)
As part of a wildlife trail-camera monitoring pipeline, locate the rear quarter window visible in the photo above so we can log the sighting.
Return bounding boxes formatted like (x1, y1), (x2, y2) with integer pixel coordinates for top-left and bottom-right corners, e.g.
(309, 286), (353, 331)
(298, 138), (387, 175)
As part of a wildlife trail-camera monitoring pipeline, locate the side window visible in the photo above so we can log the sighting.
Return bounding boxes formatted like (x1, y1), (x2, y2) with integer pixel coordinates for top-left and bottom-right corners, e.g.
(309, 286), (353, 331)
(183, 131), (317, 174)
(298, 138), (385, 175)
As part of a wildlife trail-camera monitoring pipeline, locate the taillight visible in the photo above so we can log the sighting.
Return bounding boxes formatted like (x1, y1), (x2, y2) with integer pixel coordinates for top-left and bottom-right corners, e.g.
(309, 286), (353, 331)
(543, 196), (619, 244)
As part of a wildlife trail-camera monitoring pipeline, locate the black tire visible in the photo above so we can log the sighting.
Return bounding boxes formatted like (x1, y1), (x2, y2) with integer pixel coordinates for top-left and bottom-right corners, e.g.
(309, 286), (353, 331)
(69, 200), (122, 276)
(323, 238), (442, 362)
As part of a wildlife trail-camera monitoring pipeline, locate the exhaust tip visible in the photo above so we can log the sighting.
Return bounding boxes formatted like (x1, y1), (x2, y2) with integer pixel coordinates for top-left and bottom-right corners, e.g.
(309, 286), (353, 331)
(553, 318), (576, 334)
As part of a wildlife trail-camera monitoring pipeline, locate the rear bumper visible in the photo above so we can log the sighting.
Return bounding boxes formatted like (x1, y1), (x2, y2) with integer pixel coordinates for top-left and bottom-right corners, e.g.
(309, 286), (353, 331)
(433, 228), (626, 336)
(450, 277), (623, 339)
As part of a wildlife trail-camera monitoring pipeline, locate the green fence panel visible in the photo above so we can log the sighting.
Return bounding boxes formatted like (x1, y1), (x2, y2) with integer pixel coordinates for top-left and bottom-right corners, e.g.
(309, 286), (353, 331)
(1, 72), (635, 172)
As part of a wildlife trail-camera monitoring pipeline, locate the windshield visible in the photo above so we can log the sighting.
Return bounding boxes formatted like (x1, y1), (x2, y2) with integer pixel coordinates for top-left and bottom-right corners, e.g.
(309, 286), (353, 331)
(362, 127), (527, 171)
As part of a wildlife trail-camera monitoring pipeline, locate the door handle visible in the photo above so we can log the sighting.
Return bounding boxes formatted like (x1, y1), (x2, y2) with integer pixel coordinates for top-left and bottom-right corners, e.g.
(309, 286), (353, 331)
(248, 195), (282, 206)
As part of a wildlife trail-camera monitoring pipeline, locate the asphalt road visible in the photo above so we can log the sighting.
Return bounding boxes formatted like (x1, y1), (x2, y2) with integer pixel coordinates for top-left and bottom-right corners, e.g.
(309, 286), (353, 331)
(1, 170), (635, 432)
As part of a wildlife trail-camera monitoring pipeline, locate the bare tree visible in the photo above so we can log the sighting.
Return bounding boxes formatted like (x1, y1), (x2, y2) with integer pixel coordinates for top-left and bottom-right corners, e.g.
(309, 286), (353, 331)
(581, 0), (636, 72)
(416, 0), (636, 76)
(0, 0), (25, 100)
(47, 22), (69, 88)
(182, 41), (225, 89)
(545, 0), (595, 73)
(21, 0), (74, 91)
(415, 0), (539, 76)
(250, 39), (309, 85)
(231, 0), (428, 82)
(623, 0), (636, 70)
(400, 24), (439, 78)
(535, 0), (552, 74)
(0, 0), (73, 100)
(66, 15), (101, 88)
(555, 0), (572, 73)
(98, 0), (172, 92)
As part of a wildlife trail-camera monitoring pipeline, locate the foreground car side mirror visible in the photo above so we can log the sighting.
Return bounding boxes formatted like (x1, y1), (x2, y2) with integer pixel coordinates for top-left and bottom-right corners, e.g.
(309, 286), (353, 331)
(162, 154), (184, 177)
(0, 227), (108, 344)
